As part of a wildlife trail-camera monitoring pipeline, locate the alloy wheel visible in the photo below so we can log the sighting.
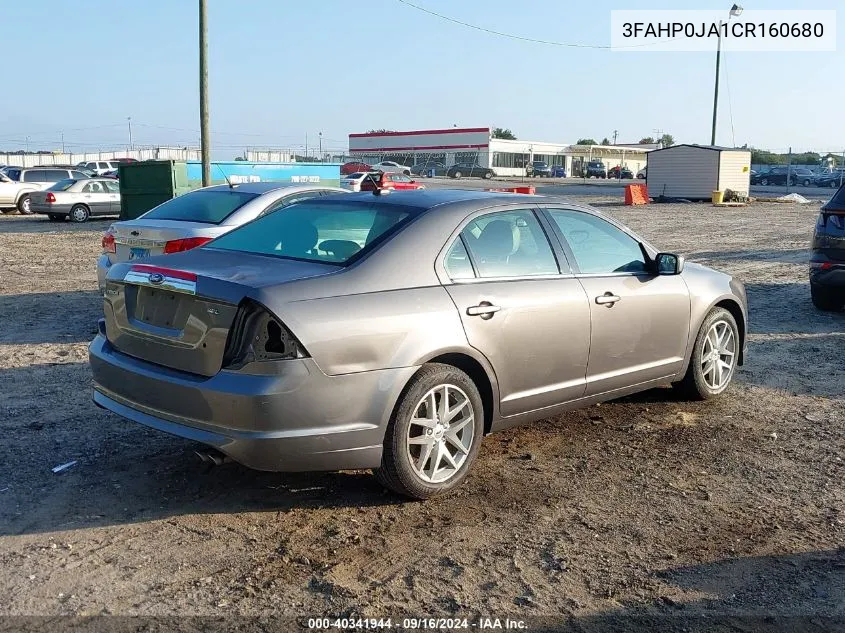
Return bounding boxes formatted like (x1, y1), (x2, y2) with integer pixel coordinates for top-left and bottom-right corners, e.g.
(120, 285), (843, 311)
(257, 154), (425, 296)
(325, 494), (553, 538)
(406, 384), (475, 484)
(700, 320), (736, 391)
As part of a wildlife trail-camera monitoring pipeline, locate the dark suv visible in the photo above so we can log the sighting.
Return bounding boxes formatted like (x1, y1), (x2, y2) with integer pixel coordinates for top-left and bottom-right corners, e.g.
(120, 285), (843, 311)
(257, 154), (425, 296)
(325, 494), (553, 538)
(585, 160), (607, 178)
(527, 161), (552, 177)
(810, 185), (845, 311)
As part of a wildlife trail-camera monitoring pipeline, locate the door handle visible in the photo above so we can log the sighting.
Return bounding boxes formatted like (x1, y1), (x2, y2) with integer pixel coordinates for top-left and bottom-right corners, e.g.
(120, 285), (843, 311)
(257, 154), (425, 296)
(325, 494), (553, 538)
(467, 302), (501, 318)
(595, 292), (621, 307)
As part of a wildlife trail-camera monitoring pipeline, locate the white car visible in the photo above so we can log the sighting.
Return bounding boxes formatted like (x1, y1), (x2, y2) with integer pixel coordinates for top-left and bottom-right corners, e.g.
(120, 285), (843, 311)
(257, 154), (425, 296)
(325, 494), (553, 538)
(0, 167), (91, 214)
(340, 172), (377, 192)
(79, 160), (121, 176)
(96, 182), (345, 290)
(372, 161), (411, 175)
(636, 167), (647, 179)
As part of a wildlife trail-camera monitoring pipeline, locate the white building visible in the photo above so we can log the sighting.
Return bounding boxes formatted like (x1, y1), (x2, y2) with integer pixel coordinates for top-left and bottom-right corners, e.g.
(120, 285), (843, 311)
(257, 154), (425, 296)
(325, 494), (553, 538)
(646, 144), (751, 200)
(348, 127), (651, 177)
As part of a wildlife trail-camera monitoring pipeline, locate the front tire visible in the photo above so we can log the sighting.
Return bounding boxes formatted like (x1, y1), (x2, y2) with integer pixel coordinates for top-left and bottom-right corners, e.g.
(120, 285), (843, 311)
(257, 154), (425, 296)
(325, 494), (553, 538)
(811, 283), (844, 312)
(452, 171), (462, 179)
(374, 363), (484, 500)
(675, 307), (740, 400)
(484, 171), (493, 179)
(69, 204), (90, 223)
(17, 195), (33, 215)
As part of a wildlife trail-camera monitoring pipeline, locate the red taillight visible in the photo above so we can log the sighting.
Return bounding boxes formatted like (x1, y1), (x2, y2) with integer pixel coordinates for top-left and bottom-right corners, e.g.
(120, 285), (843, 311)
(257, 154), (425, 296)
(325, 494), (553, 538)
(45, 192), (56, 203)
(163, 237), (213, 254)
(102, 232), (116, 254)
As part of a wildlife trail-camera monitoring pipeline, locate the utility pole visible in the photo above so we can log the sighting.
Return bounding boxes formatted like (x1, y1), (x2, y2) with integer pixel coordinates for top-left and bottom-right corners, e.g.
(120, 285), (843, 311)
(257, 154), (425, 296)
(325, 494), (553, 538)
(61, 132), (65, 154)
(712, 4), (743, 146)
(25, 136), (30, 153)
(127, 117), (133, 150)
(319, 132), (323, 162)
(199, 0), (211, 186)
(612, 130), (618, 145)
(305, 133), (308, 160)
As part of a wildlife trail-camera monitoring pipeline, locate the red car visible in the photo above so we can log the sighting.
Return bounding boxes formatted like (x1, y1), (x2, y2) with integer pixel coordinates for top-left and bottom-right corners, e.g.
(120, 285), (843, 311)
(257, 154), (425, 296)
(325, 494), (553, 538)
(359, 171), (425, 192)
(341, 161), (372, 175)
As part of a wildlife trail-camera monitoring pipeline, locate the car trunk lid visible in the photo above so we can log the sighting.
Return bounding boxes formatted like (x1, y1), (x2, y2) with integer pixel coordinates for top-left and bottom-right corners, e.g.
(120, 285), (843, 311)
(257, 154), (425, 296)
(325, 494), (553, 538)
(111, 219), (227, 263)
(102, 250), (339, 376)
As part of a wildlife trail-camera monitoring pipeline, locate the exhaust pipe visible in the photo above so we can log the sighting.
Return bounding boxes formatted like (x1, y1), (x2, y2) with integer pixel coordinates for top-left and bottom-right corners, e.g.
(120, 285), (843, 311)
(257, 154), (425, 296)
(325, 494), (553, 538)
(194, 449), (231, 466)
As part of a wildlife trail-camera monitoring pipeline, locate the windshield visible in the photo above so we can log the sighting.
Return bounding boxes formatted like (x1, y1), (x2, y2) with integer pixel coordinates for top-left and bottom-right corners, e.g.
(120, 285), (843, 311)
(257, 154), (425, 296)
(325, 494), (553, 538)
(48, 179), (77, 192)
(209, 201), (413, 265)
(141, 189), (260, 224)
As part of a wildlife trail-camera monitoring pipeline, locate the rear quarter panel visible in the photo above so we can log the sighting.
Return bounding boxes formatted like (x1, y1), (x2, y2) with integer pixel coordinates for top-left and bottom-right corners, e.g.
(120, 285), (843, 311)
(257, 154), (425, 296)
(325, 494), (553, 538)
(269, 286), (470, 376)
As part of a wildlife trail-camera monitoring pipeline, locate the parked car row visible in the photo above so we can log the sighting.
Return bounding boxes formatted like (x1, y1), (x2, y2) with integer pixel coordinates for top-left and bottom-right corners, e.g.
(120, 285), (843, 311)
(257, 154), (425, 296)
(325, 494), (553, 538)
(751, 167), (844, 188)
(342, 160), (496, 180)
(0, 166), (92, 214)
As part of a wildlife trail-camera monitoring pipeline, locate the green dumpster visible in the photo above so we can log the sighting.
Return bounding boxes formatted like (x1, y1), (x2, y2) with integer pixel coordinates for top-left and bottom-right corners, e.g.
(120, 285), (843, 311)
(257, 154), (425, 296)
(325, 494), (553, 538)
(118, 161), (192, 220)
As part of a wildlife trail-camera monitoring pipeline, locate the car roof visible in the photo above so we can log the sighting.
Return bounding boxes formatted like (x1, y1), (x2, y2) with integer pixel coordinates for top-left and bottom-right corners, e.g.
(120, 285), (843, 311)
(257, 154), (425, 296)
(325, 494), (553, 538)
(315, 189), (574, 211)
(197, 182), (337, 194)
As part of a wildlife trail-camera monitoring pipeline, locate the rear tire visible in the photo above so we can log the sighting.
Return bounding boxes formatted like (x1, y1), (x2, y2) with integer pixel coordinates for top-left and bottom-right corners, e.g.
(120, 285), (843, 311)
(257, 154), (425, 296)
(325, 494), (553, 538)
(17, 195), (33, 215)
(831, 181), (839, 189)
(47, 213), (64, 222)
(674, 307), (740, 401)
(374, 363), (484, 500)
(484, 171), (493, 179)
(452, 171), (462, 179)
(811, 283), (844, 312)
(69, 204), (90, 223)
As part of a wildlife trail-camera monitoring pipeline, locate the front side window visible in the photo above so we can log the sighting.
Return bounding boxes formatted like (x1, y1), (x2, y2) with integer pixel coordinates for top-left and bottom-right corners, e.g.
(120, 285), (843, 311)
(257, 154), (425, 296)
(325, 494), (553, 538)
(549, 209), (647, 274)
(46, 170), (69, 182)
(460, 209), (559, 278)
(209, 201), (413, 264)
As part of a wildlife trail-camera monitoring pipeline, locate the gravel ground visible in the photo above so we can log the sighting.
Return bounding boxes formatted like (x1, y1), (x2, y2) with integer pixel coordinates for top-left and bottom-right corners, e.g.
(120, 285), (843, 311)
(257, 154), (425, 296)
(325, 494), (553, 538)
(0, 197), (843, 630)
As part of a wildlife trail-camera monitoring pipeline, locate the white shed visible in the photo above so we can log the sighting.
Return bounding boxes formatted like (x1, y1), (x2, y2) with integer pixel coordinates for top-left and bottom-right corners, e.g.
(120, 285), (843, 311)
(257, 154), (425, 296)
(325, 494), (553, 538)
(646, 144), (751, 200)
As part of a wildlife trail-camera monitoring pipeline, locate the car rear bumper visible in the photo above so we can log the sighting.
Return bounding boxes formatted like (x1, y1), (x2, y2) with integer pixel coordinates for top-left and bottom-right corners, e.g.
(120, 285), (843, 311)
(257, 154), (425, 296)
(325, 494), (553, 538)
(811, 267), (845, 288)
(31, 203), (72, 215)
(89, 334), (417, 472)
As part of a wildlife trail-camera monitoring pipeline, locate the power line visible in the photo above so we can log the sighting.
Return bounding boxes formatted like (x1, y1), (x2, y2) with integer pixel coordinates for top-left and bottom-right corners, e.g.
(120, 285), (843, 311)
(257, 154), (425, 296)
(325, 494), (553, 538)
(394, 0), (675, 49)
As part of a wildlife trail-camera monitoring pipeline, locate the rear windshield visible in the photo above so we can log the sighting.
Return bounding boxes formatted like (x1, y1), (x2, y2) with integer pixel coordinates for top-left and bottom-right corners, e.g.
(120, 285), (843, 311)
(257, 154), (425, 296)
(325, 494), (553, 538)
(209, 201), (412, 265)
(141, 189), (260, 224)
(48, 179), (77, 192)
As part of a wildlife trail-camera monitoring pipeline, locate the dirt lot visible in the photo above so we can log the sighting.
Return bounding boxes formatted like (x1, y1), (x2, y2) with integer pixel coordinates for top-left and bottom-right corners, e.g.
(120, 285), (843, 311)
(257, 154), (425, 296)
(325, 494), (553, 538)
(0, 197), (843, 630)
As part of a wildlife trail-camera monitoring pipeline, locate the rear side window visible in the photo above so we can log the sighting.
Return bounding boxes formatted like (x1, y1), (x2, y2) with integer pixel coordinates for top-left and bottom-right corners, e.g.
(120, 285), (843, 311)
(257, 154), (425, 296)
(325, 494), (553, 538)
(818, 213), (845, 236)
(141, 189), (260, 224)
(209, 201), (412, 265)
(48, 179), (77, 192)
(22, 171), (46, 182)
(460, 210), (559, 278)
(70, 170), (90, 179)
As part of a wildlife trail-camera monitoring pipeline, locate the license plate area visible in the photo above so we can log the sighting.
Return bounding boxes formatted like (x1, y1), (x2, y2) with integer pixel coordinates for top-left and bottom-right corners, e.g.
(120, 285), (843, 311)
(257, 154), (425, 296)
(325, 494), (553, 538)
(129, 247), (150, 260)
(133, 287), (184, 329)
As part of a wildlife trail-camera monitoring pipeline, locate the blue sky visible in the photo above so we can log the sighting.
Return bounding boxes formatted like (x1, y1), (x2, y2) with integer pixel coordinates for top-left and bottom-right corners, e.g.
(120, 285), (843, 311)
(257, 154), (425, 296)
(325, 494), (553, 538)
(1, 0), (842, 157)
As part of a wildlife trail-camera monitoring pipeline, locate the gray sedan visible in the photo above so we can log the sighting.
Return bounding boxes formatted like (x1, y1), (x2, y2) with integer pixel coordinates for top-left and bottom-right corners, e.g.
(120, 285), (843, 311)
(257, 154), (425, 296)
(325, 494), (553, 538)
(90, 190), (748, 499)
(97, 182), (345, 290)
(29, 178), (120, 222)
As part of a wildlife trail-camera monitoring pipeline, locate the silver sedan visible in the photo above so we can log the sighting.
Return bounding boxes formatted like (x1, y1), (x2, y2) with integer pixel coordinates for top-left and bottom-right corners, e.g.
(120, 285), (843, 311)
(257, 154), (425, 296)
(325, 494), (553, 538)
(96, 182), (346, 290)
(90, 190), (748, 499)
(29, 178), (120, 222)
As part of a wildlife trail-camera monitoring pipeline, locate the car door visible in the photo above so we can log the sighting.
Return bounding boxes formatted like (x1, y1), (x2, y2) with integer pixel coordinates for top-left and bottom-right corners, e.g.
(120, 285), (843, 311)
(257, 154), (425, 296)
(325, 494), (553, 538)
(81, 181), (111, 215)
(542, 206), (690, 396)
(441, 207), (591, 417)
(103, 180), (121, 214)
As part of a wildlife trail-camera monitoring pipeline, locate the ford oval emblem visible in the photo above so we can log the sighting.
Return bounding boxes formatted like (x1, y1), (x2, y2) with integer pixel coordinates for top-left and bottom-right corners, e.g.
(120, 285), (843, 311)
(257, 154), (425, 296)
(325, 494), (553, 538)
(148, 273), (165, 285)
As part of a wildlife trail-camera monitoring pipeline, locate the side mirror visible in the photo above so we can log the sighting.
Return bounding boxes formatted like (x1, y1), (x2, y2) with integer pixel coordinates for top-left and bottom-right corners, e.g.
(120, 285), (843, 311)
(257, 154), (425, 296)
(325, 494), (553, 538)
(655, 252), (684, 275)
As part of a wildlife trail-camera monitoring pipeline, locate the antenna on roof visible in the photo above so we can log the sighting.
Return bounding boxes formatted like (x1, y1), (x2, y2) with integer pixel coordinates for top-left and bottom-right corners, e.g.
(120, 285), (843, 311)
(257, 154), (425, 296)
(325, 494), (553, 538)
(214, 162), (234, 188)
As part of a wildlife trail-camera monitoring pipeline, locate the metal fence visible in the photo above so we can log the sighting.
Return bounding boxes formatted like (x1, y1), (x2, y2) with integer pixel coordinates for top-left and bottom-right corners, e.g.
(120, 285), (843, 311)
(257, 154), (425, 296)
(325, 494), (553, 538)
(0, 146), (201, 168)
